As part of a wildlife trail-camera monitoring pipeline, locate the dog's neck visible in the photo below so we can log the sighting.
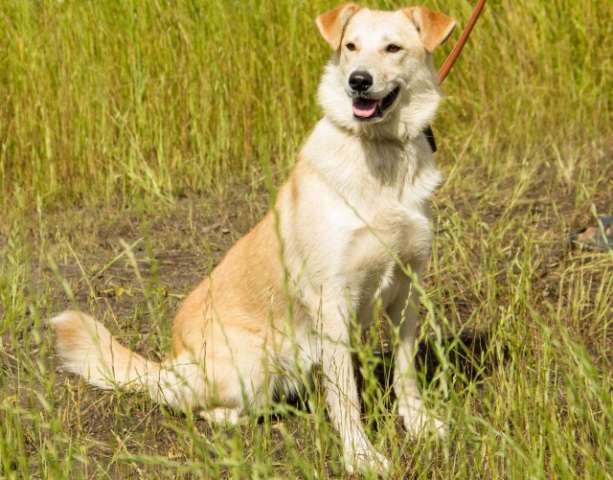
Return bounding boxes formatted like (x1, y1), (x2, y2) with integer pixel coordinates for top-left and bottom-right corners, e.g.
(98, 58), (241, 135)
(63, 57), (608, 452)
(302, 116), (440, 207)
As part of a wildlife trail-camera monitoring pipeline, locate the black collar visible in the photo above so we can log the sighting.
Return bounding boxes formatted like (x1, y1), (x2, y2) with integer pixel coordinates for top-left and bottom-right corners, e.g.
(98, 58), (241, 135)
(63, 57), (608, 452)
(423, 125), (437, 152)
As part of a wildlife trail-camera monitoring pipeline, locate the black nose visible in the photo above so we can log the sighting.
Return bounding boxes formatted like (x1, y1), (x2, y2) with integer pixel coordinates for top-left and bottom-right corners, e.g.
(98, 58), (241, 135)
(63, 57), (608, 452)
(348, 71), (373, 92)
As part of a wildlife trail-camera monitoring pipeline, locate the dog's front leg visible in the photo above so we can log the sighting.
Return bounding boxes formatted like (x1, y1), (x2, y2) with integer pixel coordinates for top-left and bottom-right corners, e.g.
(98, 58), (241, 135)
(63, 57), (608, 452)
(390, 277), (446, 437)
(318, 303), (389, 476)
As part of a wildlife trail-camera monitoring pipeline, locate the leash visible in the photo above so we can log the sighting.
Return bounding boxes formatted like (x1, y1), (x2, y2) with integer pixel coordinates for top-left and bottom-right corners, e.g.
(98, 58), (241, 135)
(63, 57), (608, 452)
(424, 0), (487, 152)
(438, 0), (487, 84)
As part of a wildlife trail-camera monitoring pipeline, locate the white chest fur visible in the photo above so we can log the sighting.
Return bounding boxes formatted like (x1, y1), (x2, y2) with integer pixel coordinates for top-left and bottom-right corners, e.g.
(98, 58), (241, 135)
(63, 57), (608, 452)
(303, 118), (439, 259)
(285, 118), (440, 314)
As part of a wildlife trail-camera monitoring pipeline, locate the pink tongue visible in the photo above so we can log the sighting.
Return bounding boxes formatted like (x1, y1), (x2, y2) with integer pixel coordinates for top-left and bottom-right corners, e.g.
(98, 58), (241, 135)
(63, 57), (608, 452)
(353, 101), (378, 118)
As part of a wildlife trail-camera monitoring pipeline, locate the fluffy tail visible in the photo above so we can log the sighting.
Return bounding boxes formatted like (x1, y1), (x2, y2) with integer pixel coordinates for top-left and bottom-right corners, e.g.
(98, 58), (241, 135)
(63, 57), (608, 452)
(50, 310), (162, 392)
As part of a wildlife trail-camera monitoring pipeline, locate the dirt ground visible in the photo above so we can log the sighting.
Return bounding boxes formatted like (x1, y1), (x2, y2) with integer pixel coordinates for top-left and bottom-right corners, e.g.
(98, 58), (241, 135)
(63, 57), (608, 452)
(2, 165), (611, 477)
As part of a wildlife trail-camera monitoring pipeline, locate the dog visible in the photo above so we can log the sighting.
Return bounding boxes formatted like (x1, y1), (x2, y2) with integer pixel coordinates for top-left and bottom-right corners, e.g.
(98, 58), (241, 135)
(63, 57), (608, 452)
(50, 4), (455, 475)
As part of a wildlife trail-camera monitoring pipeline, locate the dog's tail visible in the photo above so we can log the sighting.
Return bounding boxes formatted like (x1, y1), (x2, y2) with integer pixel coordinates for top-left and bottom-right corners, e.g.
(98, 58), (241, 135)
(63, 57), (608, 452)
(50, 311), (172, 400)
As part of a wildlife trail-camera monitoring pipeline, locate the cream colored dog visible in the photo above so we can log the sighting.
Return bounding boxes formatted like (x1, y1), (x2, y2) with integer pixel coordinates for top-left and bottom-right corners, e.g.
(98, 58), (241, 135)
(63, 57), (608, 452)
(51, 3), (455, 475)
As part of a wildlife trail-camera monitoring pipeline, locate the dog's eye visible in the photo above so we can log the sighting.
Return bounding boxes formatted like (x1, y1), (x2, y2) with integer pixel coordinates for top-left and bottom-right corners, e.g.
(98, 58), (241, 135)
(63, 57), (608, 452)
(385, 44), (402, 53)
(345, 42), (356, 51)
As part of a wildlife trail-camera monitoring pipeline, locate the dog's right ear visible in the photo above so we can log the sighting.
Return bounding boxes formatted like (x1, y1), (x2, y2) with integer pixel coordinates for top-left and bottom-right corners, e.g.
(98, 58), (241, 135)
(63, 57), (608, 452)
(316, 3), (361, 50)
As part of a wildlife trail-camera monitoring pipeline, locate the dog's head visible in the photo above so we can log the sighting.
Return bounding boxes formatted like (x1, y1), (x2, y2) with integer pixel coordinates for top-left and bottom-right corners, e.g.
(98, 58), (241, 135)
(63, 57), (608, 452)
(316, 4), (455, 139)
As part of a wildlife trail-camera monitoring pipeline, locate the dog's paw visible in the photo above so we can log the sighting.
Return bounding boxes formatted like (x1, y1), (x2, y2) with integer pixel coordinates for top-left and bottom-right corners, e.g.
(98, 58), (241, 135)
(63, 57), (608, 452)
(399, 405), (447, 439)
(198, 407), (241, 426)
(344, 446), (390, 477)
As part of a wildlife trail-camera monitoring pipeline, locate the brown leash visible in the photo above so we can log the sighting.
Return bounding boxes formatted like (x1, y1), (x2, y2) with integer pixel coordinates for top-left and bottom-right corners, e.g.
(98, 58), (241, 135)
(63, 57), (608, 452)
(438, 0), (487, 84)
(424, 0), (486, 152)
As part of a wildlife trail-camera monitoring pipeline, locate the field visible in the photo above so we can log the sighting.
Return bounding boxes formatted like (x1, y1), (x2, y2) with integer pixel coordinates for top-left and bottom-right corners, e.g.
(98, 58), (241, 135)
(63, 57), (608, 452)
(1, 0), (612, 478)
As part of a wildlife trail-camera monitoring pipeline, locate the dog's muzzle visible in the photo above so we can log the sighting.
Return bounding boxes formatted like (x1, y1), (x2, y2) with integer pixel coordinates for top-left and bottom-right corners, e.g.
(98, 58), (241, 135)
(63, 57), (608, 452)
(351, 87), (400, 121)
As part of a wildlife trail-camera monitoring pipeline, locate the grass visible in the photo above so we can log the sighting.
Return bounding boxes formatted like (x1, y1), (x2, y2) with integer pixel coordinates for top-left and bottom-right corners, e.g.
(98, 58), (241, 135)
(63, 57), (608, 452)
(0, 0), (611, 478)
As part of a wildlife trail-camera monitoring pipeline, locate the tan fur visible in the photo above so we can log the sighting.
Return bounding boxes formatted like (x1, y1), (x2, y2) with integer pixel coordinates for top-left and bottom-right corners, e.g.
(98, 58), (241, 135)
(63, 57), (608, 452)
(315, 3), (361, 49)
(50, 311), (160, 390)
(50, 4), (456, 476)
(404, 6), (457, 52)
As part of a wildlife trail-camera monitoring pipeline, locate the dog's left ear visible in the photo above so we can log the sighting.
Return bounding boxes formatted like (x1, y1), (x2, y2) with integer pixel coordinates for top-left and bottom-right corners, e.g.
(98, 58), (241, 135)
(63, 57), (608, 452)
(403, 6), (456, 52)
(316, 3), (361, 49)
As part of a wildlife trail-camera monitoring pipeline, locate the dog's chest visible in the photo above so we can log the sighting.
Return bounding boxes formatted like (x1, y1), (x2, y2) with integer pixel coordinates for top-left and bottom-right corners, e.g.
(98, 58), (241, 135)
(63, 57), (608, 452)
(345, 191), (431, 267)
(337, 191), (430, 321)
(300, 122), (441, 294)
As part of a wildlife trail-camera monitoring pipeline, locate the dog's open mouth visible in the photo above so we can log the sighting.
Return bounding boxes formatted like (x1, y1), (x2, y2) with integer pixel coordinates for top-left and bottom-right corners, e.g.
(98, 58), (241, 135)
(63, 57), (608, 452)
(352, 87), (400, 121)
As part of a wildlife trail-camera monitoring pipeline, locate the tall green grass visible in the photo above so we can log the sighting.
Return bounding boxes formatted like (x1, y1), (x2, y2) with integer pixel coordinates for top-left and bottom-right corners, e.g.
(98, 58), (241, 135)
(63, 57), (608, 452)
(0, 0), (611, 478)
(1, 0), (610, 208)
